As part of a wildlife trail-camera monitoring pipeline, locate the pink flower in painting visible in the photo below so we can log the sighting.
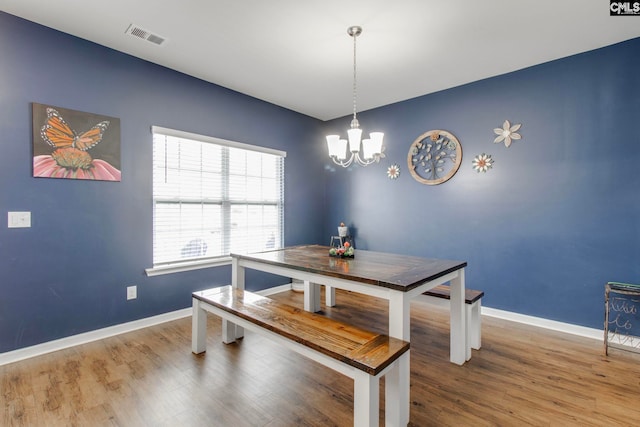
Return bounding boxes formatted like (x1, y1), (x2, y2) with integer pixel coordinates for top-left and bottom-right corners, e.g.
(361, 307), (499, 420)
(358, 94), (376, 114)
(33, 147), (121, 181)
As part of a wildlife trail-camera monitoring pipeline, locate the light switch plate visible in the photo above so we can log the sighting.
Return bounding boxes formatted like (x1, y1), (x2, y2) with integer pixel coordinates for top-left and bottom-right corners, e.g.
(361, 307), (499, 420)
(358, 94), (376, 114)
(8, 211), (31, 228)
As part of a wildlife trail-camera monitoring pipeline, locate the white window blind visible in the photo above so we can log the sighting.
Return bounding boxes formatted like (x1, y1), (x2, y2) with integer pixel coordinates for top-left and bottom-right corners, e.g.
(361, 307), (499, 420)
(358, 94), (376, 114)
(151, 126), (285, 267)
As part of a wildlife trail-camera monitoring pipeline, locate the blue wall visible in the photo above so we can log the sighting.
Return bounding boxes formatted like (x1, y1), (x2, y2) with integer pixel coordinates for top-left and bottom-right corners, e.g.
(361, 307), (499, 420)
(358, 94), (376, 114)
(2, 10), (639, 354)
(323, 38), (640, 329)
(0, 12), (326, 353)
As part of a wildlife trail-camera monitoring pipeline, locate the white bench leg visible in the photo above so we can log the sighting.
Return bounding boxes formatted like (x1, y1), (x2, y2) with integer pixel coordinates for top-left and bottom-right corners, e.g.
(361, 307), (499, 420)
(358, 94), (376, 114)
(222, 319), (238, 344)
(469, 300), (482, 350)
(325, 285), (336, 307)
(192, 298), (207, 354)
(353, 370), (379, 427)
(465, 305), (471, 361)
(449, 272), (466, 365)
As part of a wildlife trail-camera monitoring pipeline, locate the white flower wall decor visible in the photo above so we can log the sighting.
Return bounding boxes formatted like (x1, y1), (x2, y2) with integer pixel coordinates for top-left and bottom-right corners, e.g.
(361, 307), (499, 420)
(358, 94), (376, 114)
(494, 120), (522, 147)
(387, 164), (400, 179)
(472, 153), (494, 173)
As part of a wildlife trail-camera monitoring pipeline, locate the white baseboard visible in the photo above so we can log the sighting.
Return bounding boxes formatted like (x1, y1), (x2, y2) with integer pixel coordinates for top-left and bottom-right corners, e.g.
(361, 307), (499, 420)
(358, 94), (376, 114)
(257, 283), (293, 296)
(480, 307), (603, 341)
(0, 283), (294, 367)
(413, 293), (603, 341)
(0, 308), (193, 367)
(2, 282), (608, 366)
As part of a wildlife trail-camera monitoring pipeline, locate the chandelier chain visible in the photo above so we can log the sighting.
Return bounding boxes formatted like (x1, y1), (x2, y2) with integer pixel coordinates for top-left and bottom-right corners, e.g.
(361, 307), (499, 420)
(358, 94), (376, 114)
(352, 28), (358, 124)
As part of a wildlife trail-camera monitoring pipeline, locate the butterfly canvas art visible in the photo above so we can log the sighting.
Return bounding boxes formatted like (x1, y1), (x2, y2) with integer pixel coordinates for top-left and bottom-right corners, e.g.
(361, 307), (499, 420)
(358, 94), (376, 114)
(32, 103), (121, 181)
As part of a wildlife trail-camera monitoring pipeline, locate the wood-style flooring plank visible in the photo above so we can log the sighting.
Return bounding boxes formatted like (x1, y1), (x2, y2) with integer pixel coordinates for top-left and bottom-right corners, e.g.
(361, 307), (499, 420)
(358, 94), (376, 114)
(2, 288), (640, 426)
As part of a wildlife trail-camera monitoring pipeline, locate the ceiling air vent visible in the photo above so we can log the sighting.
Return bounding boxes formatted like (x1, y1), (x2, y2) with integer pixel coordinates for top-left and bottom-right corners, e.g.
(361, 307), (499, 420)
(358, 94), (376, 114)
(125, 24), (166, 46)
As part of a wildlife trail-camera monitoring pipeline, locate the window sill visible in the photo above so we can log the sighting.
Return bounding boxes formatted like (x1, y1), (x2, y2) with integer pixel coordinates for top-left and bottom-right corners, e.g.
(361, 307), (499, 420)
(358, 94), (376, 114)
(145, 257), (231, 277)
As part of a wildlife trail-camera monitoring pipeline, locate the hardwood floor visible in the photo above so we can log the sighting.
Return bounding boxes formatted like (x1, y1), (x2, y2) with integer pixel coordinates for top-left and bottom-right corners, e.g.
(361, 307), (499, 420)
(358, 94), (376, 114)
(2, 289), (640, 426)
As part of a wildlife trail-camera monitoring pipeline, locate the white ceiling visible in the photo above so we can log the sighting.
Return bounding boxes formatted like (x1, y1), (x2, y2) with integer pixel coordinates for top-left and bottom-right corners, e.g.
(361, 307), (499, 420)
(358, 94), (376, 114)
(1, 1), (639, 121)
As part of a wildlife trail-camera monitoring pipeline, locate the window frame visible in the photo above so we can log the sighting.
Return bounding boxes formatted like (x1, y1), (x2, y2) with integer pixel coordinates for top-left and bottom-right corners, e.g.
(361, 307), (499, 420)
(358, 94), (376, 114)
(145, 126), (286, 276)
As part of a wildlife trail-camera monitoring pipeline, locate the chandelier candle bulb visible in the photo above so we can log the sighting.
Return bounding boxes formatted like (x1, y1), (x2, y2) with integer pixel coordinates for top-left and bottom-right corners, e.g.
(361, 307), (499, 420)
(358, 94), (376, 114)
(326, 135), (340, 156)
(326, 136), (346, 160)
(361, 139), (373, 159)
(348, 128), (363, 152)
(362, 132), (384, 160)
(337, 139), (348, 159)
(370, 132), (384, 155)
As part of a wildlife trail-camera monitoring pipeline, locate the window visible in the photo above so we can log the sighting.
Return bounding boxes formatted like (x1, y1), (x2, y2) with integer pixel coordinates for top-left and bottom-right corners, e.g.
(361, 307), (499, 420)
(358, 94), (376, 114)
(149, 126), (285, 273)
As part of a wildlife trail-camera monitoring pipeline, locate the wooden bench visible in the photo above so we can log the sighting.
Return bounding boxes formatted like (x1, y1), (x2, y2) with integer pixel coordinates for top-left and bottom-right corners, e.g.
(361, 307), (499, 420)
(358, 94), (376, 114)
(192, 286), (410, 427)
(421, 285), (484, 351)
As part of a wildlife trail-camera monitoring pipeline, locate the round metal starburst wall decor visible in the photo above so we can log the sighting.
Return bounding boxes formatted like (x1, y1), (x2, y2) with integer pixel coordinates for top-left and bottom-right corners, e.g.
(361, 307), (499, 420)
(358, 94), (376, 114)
(407, 130), (462, 185)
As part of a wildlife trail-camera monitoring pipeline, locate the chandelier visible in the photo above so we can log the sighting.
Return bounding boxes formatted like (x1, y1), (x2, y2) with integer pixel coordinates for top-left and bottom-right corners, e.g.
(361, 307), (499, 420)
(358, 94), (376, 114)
(326, 26), (384, 168)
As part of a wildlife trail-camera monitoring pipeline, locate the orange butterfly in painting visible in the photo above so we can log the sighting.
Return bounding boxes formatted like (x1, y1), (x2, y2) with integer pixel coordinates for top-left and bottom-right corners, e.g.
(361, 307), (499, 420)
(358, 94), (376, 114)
(40, 107), (110, 151)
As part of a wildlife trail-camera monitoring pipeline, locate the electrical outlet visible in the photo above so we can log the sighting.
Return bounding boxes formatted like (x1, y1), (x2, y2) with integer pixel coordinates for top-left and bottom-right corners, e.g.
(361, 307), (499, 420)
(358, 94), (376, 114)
(8, 211), (31, 228)
(127, 285), (137, 300)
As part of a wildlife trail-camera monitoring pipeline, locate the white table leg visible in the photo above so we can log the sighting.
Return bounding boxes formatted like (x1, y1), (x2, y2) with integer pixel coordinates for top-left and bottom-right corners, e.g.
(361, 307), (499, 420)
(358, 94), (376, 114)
(192, 298), (207, 353)
(353, 369), (379, 427)
(325, 285), (336, 307)
(449, 268), (466, 365)
(388, 292), (410, 426)
(304, 280), (321, 312)
(385, 351), (410, 427)
(230, 257), (245, 340)
(389, 292), (410, 340)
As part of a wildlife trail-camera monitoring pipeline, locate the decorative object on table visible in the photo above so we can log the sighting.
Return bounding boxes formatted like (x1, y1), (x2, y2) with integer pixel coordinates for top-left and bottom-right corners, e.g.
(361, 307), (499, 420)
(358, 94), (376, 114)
(331, 224), (355, 250)
(325, 26), (384, 168)
(387, 163), (400, 179)
(32, 103), (121, 181)
(332, 222), (354, 248)
(493, 120), (522, 148)
(337, 222), (348, 237)
(604, 281), (640, 356)
(329, 241), (355, 258)
(472, 153), (494, 173)
(407, 129), (462, 185)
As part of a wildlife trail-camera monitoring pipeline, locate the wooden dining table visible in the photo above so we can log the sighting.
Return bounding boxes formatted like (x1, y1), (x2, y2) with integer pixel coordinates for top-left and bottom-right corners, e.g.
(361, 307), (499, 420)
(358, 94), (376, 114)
(230, 244), (468, 426)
